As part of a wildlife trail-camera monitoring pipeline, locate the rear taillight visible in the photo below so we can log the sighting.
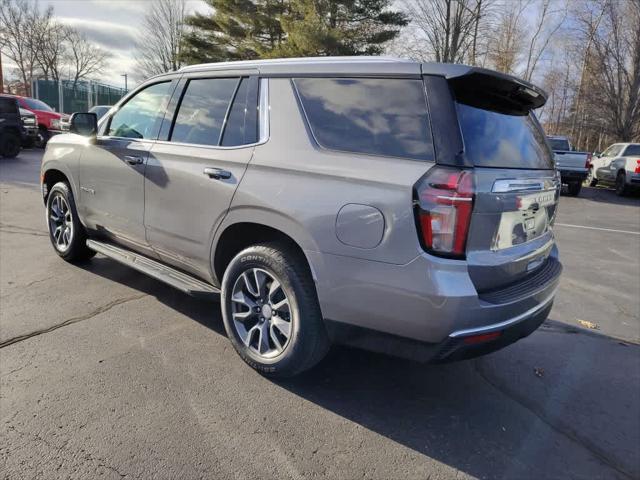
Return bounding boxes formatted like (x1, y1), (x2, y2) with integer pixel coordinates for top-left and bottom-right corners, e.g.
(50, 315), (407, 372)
(635, 160), (640, 174)
(414, 167), (474, 258)
(586, 152), (592, 169)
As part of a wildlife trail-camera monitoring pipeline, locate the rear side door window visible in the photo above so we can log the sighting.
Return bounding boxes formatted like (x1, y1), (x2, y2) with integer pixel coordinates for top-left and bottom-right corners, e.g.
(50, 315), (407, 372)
(107, 81), (173, 139)
(293, 77), (434, 161)
(622, 144), (640, 156)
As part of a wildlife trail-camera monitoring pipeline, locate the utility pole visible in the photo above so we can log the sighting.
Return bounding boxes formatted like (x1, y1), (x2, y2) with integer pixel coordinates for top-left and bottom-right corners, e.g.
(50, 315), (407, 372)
(121, 73), (128, 92)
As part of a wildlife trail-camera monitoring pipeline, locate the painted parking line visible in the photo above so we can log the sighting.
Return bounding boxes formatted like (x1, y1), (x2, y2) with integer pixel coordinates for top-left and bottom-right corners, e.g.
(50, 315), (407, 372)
(555, 223), (640, 236)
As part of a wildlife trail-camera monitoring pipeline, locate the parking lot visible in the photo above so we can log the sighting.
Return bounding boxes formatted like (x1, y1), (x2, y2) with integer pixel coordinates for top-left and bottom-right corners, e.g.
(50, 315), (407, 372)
(1, 149), (639, 479)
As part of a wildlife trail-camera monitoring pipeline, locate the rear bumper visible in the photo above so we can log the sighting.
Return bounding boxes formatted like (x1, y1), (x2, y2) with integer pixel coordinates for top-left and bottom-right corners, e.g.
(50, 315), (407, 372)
(309, 245), (562, 361)
(558, 168), (588, 182)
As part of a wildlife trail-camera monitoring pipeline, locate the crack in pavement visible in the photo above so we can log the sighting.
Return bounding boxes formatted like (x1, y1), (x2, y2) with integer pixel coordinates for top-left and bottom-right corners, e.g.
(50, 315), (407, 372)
(0, 293), (148, 349)
(473, 352), (635, 480)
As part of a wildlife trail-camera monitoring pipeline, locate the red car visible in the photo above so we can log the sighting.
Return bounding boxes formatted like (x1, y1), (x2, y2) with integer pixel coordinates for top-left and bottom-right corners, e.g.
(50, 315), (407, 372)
(3, 94), (68, 147)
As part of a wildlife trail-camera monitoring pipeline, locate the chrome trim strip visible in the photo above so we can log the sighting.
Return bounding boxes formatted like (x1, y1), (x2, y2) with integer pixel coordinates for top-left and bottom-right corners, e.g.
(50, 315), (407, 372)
(258, 78), (269, 143)
(449, 287), (558, 338)
(492, 177), (557, 193)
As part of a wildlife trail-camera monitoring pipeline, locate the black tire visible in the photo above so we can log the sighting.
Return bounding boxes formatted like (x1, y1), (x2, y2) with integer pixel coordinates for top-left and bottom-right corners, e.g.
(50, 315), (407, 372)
(35, 126), (49, 149)
(615, 171), (629, 196)
(46, 182), (96, 262)
(0, 131), (21, 158)
(221, 242), (330, 377)
(567, 181), (582, 196)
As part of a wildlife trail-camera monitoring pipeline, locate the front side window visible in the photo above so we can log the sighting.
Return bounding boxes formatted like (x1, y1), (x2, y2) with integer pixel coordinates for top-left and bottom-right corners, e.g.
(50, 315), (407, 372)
(293, 77), (434, 161)
(171, 78), (238, 146)
(0, 98), (18, 114)
(602, 144), (623, 157)
(108, 82), (172, 139)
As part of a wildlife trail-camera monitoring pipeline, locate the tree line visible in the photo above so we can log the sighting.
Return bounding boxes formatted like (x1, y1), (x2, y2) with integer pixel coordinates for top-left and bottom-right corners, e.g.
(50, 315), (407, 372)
(1, 0), (638, 147)
(0, 0), (110, 95)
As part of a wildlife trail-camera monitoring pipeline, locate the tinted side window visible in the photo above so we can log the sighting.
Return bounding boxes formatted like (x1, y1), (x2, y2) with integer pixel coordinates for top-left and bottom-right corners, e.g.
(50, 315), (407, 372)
(171, 78), (238, 146)
(293, 78), (434, 161)
(457, 103), (553, 169)
(0, 98), (18, 114)
(221, 78), (258, 146)
(108, 82), (172, 139)
(623, 144), (640, 156)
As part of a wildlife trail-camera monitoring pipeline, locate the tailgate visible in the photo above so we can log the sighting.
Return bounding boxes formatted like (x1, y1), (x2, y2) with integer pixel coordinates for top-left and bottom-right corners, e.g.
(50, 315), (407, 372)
(467, 169), (559, 292)
(554, 151), (587, 170)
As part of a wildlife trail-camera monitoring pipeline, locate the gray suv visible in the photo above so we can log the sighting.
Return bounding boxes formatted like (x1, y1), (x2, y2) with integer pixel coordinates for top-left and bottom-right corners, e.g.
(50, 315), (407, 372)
(41, 57), (562, 377)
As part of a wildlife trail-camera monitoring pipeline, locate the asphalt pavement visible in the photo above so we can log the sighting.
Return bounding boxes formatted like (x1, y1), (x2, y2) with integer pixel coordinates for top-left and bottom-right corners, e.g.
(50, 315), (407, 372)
(1, 149), (639, 479)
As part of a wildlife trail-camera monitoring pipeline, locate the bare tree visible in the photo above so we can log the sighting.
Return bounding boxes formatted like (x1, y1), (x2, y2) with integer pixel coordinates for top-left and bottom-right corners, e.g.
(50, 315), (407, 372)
(522, 0), (567, 81)
(578, 0), (640, 141)
(400, 0), (491, 63)
(135, 0), (187, 79)
(0, 0), (49, 95)
(65, 29), (111, 87)
(34, 20), (68, 81)
(486, 0), (530, 74)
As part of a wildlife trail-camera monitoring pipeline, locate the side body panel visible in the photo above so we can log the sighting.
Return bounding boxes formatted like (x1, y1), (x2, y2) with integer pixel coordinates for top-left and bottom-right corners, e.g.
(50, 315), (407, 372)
(145, 142), (254, 279)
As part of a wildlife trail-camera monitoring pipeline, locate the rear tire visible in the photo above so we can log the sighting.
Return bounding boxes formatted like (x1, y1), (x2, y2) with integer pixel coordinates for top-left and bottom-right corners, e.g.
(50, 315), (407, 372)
(46, 182), (96, 262)
(615, 171), (629, 196)
(221, 242), (329, 377)
(567, 181), (582, 196)
(0, 131), (21, 158)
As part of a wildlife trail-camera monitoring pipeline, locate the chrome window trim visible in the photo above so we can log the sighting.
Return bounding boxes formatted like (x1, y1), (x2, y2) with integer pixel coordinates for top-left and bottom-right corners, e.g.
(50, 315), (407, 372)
(258, 78), (269, 144)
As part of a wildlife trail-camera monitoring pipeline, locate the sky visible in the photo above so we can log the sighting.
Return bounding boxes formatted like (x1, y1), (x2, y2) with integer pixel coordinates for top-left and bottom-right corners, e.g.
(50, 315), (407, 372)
(2, 0), (211, 88)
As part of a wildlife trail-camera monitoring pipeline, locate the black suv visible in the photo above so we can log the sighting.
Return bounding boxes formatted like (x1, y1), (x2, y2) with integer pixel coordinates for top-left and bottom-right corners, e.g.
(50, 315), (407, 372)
(0, 96), (22, 158)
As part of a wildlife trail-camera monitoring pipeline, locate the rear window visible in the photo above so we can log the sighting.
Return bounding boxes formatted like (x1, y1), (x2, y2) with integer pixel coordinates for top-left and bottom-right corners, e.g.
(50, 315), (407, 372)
(548, 138), (570, 151)
(293, 78), (434, 161)
(457, 102), (553, 169)
(623, 144), (640, 156)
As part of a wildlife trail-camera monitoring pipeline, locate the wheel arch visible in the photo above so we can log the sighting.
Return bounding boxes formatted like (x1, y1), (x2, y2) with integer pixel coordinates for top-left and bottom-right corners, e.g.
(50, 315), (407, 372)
(42, 164), (77, 204)
(212, 219), (318, 288)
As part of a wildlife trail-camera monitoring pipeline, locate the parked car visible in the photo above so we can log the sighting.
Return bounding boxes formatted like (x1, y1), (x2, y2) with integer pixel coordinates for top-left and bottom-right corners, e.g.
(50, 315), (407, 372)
(546, 135), (590, 196)
(3, 94), (68, 147)
(0, 95), (22, 158)
(590, 143), (640, 195)
(88, 105), (112, 120)
(41, 57), (562, 377)
(19, 107), (38, 147)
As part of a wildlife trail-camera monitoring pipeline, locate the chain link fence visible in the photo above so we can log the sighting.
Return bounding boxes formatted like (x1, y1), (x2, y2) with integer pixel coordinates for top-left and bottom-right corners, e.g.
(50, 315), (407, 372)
(32, 79), (128, 114)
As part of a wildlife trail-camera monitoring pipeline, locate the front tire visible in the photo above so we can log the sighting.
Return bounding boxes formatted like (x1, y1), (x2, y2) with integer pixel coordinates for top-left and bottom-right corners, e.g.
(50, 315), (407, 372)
(567, 181), (582, 196)
(585, 168), (597, 187)
(221, 242), (329, 377)
(46, 182), (96, 262)
(0, 131), (21, 158)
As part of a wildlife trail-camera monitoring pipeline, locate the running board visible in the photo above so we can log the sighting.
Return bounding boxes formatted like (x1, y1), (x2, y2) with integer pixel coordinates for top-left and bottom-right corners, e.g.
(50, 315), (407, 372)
(86, 240), (219, 298)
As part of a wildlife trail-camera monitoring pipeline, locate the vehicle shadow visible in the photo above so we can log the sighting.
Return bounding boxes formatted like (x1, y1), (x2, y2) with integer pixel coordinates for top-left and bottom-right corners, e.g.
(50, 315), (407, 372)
(79, 257), (639, 479)
(572, 185), (640, 206)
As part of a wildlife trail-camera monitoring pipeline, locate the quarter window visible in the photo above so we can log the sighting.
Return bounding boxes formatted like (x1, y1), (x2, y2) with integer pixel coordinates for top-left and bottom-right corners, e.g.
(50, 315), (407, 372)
(108, 82), (172, 139)
(293, 78), (434, 161)
(171, 78), (238, 146)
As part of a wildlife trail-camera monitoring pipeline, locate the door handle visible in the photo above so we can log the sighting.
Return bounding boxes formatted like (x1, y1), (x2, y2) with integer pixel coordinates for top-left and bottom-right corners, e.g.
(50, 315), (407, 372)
(124, 155), (144, 165)
(203, 167), (232, 180)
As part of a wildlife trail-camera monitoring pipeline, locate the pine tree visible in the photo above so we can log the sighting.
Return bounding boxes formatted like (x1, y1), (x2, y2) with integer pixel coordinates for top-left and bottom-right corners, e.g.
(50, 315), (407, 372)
(181, 0), (407, 63)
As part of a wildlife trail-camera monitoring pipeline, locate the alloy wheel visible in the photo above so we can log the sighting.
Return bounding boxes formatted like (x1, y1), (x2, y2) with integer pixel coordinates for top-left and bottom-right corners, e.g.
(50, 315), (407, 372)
(48, 193), (73, 251)
(231, 268), (293, 359)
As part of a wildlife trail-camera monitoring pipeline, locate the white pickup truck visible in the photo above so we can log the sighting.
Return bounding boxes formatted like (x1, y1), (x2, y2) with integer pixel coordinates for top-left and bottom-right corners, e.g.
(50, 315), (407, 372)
(547, 136), (591, 196)
(589, 143), (640, 196)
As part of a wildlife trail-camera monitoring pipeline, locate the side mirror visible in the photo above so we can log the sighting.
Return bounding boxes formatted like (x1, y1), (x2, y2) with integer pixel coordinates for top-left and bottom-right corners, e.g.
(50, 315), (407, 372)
(69, 112), (97, 137)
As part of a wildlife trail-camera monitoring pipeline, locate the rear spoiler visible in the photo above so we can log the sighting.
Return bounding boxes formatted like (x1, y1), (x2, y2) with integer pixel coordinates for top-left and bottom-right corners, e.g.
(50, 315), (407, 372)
(421, 63), (547, 115)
